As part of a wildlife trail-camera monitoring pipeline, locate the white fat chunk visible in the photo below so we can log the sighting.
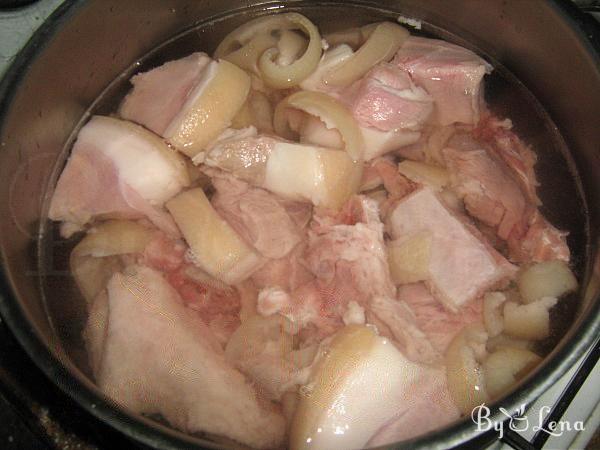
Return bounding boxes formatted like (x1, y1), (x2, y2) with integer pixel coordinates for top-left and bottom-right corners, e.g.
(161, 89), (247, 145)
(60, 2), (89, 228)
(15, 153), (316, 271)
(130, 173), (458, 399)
(343, 301), (366, 325)
(263, 142), (326, 204)
(164, 60), (219, 139)
(85, 116), (187, 205)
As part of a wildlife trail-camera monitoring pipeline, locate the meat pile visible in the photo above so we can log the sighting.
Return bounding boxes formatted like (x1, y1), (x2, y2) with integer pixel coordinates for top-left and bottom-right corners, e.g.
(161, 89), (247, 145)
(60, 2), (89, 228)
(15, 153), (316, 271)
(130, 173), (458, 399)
(49, 17), (573, 450)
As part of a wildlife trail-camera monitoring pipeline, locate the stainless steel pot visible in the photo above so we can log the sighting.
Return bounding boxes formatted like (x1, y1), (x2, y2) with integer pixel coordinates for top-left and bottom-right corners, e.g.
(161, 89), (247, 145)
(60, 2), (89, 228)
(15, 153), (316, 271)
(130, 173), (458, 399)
(0, 1), (598, 448)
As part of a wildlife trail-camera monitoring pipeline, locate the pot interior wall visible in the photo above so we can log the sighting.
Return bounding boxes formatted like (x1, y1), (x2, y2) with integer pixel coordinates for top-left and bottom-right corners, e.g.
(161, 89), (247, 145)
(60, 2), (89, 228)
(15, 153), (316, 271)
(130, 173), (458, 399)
(0, 0), (598, 449)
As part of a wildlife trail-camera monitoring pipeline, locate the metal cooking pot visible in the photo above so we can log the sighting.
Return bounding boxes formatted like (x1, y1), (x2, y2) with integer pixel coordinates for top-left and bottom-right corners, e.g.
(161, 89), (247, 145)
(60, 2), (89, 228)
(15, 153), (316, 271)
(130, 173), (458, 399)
(0, 1), (598, 448)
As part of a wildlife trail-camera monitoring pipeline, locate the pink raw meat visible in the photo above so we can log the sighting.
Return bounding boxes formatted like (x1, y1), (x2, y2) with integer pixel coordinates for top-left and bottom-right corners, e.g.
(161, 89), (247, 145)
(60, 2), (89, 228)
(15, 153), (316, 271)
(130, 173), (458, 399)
(443, 133), (528, 240)
(210, 172), (311, 259)
(251, 243), (314, 292)
(475, 114), (540, 204)
(142, 234), (242, 346)
(387, 188), (516, 311)
(119, 52), (211, 135)
(393, 36), (491, 126)
(48, 116), (184, 237)
(507, 210), (570, 263)
(397, 283), (483, 354)
(351, 62), (433, 131)
(305, 196), (396, 308)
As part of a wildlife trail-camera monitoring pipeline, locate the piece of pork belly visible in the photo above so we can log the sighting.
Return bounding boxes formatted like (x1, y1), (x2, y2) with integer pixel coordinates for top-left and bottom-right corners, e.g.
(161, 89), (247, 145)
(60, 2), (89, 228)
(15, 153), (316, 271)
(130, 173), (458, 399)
(397, 283), (483, 354)
(351, 62), (433, 131)
(366, 366), (460, 446)
(200, 127), (362, 210)
(84, 265), (285, 449)
(387, 188), (516, 311)
(119, 52), (211, 135)
(393, 36), (492, 126)
(49, 116), (188, 237)
(120, 55), (250, 158)
(209, 170), (311, 259)
(443, 133), (528, 240)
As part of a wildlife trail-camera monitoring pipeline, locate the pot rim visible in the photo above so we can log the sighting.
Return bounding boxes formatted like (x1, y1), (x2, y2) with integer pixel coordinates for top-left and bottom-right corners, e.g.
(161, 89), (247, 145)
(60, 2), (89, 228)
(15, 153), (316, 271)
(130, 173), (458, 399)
(0, 1), (598, 449)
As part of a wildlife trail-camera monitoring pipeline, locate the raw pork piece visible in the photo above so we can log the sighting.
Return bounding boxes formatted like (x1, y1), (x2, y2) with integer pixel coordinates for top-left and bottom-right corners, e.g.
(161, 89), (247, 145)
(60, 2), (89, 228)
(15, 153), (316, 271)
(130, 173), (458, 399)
(372, 158), (414, 199)
(368, 295), (440, 364)
(359, 123), (422, 161)
(119, 52), (211, 135)
(305, 196), (396, 307)
(300, 196), (413, 342)
(387, 188), (516, 311)
(475, 114), (540, 204)
(210, 170), (311, 259)
(142, 234), (242, 346)
(397, 283), (483, 354)
(450, 121), (570, 263)
(360, 157), (414, 197)
(251, 242), (314, 292)
(443, 133), (528, 240)
(291, 326), (459, 449)
(120, 55), (250, 158)
(393, 36), (492, 126)
(351, 62), (433, 131)
(200, 127), (362, 210)
(299, 111), (422, 161)
(166, 267), (242, 346)
(367, 366), (460, 446)
(255, 197), (397, 341)
(84, 265), (285, 449)
(359, 158), (416, 220)
(49, 116), (188, 237)
(372, 158), (416, 217)
(507, 210), (570, 263)
(141, 232), (187, 272)
(253, 280), (343, 343)
(392, 123), (459, 164)
(198, 127), (275, 185)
